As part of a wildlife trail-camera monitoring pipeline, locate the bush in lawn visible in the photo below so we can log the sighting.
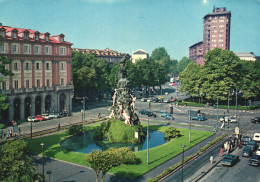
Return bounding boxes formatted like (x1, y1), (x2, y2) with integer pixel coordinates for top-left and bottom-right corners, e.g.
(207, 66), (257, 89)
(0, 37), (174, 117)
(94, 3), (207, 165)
(108, 120), (138, 143)
(107, 147), (137, 164)
(68, 124), (84, 135)
(164, 127), (181, 140)
(93, 119), (113, 140)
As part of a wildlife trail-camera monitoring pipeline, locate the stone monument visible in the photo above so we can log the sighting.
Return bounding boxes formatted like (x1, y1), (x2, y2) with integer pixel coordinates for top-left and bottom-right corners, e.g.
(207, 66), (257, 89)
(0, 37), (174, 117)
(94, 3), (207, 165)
(108, 54), (140, 126)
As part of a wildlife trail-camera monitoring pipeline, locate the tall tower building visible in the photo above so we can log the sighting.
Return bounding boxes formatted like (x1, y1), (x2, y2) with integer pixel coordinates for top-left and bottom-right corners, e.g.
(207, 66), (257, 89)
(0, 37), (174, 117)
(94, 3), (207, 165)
(203, 7), (231, 56)
(189, 7), (231, 65)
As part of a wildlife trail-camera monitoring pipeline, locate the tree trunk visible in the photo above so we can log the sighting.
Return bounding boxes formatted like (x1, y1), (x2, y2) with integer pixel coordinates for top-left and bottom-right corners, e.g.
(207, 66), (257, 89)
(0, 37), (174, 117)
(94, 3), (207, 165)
(101, 174), (106, 182)
(96, 173), (99, 182)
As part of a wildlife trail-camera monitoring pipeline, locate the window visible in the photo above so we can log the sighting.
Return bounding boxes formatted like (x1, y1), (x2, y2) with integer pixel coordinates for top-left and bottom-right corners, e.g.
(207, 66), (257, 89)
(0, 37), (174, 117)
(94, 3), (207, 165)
(14, 80), (19, 89)
(24, 33), (28, 40)
(60, 63), (65, 70)
(46, 79), (50, 87)
(60, 78), (64, 86)
(12, 32), (17, 39)
(46, 62), (50, 70)
(23, 44), (31, 54)
(26, 80), (30, 88)
(11, 44), (20, 54)
(0, 31), (5, 37)
(13, 63), (19, 71)
(36, 62), (41, 70)
(2, 81), (6, 90)
(25, 62), (31, 70)
(45, 35), (49, 41)
(34, 45), (42, 54)
(0, 43), (8, 53)
(44, 46), (52, 55)
(35, 33), (39, 41)
(36, 79), (40, 87)
(59, 47), (66, 55)
(60, 37), (64, 42)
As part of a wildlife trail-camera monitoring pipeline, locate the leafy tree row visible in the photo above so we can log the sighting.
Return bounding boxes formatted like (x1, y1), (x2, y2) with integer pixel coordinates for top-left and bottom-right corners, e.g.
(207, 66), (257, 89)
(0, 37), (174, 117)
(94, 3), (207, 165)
(72, 47), (192, 98)
(179, 48), (260, 104)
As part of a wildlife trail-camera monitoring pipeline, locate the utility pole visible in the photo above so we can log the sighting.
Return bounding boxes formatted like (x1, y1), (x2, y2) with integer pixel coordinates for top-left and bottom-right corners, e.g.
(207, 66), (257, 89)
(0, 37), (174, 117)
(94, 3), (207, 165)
(235, 88), (238, 117)
(147, 102), (151, 165)
(189, 109), (191, 143)
(217, 97), (219, 129)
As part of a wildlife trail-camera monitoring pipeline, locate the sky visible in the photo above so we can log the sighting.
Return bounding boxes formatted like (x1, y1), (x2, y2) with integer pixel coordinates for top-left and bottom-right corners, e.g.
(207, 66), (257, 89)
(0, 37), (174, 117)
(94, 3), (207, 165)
(0, 0), (259, 60)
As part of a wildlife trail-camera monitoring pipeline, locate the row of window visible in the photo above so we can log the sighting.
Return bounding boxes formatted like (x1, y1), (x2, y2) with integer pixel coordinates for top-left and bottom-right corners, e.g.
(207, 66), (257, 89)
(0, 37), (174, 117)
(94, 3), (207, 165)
(1, 78), (65, 90)
(0, 43), (67, 55)
(8, 61), (66, 71)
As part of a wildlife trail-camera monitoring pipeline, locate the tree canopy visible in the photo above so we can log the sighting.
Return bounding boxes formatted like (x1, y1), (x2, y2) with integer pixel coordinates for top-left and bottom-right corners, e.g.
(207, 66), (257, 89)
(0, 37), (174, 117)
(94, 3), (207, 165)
(179, 48), (260, 102)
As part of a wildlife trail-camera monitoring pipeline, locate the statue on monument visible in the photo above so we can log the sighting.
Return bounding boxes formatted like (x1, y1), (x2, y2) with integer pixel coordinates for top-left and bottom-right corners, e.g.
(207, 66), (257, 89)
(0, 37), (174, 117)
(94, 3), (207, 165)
(108, 54), (140, 126)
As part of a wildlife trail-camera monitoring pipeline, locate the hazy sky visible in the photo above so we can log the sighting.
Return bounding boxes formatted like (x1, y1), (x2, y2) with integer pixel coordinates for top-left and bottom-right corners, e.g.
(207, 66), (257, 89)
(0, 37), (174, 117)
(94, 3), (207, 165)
(0, 0), (259, 60)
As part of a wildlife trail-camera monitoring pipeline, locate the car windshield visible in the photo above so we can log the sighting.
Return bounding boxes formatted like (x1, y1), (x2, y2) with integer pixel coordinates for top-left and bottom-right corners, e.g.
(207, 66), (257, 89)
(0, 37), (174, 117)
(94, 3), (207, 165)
(242, 137), (249, 141)
(224, 156), (233, 160)
(248, 141), (255, 145)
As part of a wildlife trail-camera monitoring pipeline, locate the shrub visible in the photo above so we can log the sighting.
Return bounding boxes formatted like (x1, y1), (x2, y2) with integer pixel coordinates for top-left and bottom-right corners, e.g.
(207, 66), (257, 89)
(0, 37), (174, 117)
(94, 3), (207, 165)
(68, 124), (83, 135)
(164, 127), (180, 140)
(93, 119), (113, 140)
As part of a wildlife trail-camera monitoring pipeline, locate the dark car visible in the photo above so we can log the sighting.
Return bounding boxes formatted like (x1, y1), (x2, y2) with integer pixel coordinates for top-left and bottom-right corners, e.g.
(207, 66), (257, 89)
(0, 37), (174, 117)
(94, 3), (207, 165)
(146, 112), (157, 117)
(247, 141), (259, 151)
(60, 110), (71, 117)
(242, 146), (253, 157)
(248, 155), (260, 167)
(164, 115), (174, 120)
(220, 155), (239, 166)
(241, 136), (252, 145)
(139, 109), (148, 115)
(152, 98), (159, 103)
(251, 117), (260, 123)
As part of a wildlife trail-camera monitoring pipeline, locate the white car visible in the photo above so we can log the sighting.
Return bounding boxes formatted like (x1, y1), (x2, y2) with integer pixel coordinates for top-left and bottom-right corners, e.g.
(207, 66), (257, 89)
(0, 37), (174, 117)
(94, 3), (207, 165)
(256, 147), (260, 155)
(49, 113), (62, 119)
(42, 113), (54, 120)
(27, 116), (38, 122)
(229, 116), (237, 123)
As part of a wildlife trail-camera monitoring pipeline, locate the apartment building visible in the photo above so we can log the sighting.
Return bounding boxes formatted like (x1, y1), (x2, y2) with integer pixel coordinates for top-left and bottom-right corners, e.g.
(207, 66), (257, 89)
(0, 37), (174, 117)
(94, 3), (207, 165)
(0, 25), (73, 121)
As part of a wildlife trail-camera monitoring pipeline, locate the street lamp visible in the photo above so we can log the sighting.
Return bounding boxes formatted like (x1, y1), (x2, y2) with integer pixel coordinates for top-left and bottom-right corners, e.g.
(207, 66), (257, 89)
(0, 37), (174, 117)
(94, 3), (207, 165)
(40, 143), (45, 181)
(181, 144), (185, 182)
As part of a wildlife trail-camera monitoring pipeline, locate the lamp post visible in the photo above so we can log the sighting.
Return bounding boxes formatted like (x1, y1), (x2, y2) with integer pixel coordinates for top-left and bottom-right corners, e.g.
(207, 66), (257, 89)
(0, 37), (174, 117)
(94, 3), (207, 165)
(181, 144), (185, 182)
(216, 97), (219, 129)
(235, 88), (238, 118)
(40, 143), (45, 181)
(147, 102), (151, 165)
(227, 90), (230, 114)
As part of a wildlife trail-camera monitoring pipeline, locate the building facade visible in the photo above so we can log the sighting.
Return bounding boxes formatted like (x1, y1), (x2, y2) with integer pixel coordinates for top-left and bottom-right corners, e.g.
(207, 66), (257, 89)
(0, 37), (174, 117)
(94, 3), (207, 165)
(189, 7), (231, 65)
(72, 48), (125, 64)
(131, 49), (149, 63)
(189, 42), (204, 65)
(235, 52), (260, 62)
(0, 25), (73, 121)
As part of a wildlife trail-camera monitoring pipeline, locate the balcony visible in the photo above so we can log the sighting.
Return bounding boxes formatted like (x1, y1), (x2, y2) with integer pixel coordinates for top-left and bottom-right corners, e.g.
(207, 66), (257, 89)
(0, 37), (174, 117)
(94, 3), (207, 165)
(1, 89), (11, 95)
(46, 86), (54, 91)
(56, 85), (74, 91)
(25, 88), (34, 93)
(14, 88), (23, 94)
(36, 87), (45, 92)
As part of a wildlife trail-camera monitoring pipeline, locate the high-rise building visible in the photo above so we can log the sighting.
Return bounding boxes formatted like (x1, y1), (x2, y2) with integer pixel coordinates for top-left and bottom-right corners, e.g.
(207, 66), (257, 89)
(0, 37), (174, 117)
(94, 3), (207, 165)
(0, 25), (73, 121)
(203, 7), (231, 56)
(189, 7), (231, 65)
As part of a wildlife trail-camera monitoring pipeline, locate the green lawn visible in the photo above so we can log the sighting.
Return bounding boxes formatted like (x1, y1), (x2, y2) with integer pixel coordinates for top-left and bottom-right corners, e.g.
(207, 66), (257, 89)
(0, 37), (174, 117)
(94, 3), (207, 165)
(27, 124), (213, 179)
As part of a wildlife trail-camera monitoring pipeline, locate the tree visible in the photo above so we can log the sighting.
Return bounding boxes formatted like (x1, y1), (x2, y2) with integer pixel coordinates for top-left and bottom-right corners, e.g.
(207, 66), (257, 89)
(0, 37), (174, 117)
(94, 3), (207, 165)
(0, 39), (14, 121)
(177, 57), (192, 75)
(0, 139), (43, 181)
(150, 47), (170, 61)
(71, 51), (111, 97)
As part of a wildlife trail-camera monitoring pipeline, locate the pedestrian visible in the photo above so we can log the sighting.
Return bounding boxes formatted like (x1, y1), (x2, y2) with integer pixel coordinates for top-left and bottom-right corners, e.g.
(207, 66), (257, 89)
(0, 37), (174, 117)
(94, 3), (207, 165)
(10, 130), (12, 138)
(210, 156), (214, 164)
(58, 123), (61, 131)
(7, 130), (10, 139)
(18, 127), (21, 136)
(98, 113), (101, 119)
(219, 147), (223, 157)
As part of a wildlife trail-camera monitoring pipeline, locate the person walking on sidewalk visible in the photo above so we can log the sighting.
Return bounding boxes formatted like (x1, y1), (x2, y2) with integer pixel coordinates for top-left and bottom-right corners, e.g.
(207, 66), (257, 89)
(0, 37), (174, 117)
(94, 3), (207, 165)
(210, 156), (214, 164)
(219, 147), (224, 157)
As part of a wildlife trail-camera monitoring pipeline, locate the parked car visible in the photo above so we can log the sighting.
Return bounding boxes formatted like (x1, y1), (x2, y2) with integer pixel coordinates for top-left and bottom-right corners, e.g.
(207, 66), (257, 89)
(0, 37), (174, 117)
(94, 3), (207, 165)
(247, 141), (259, 151)
(241, 136), (252, 145)
(229, 116), (237, 123)
(253, 133), (260, 142)
(220, 155), (239, 166)
(140, 98), (147, 102)
(146, 112), (156, 117)
(164, 99), (170, 103)
(49, 113), (62, 119)
(152, 98), (159, 103)
(60, 110), (71, 117)
(242, 146), (253, 157)
(165, 92), (169, 95)
(35, 115), (46, 121)
(164, 115), (174, 120)
(256, 147), (260, 155)
(251, 117), (260, 123)
(42, 113), (54, 120)
(171, 97), (177, 102)
(27, 116), (38, 122)
(248, 155), (260, 167)
(139, 109), (148, 115)
(147, 98), (153, 102)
